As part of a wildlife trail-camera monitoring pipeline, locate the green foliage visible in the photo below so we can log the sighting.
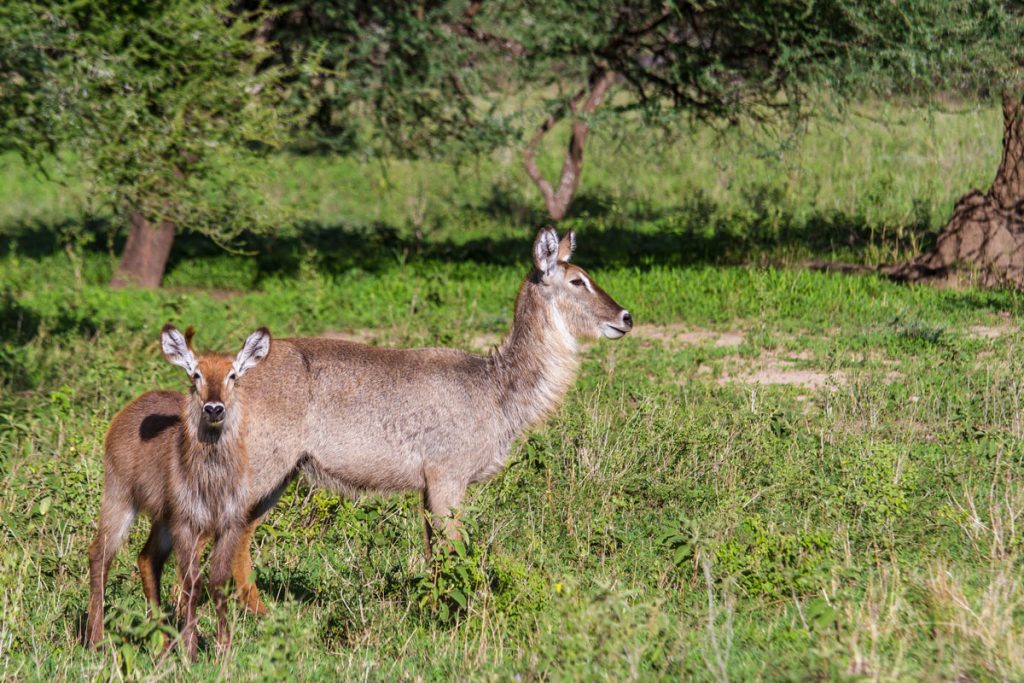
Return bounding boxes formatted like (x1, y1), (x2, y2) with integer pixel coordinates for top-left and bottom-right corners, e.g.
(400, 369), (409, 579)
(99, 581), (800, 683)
(2, 1), (303, 244)
(659, 514), (701, 569)
(99, 605), (176, 679)
(488, 554), (550, 623)
(714, 515), (834, 599)
(839, 0), (1024, 98)
(411, 520), (486, 624)
(0, 3), (62, 157)
(828, 441), (919, 532)
(244, 600), (320, 678)
(259, 0), (1024, 159)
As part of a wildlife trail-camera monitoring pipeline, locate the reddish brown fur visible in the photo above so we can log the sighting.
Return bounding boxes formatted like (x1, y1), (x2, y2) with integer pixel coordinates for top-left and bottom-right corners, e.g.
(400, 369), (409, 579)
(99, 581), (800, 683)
(85, 327), (269, 660)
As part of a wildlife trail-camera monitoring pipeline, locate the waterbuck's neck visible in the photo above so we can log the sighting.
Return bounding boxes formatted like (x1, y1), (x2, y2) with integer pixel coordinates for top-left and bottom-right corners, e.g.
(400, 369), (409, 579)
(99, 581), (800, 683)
(490, 279), (580, 438)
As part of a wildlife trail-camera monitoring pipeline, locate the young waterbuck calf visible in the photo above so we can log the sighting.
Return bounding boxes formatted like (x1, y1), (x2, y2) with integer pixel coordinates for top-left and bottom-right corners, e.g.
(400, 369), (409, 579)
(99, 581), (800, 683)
(85, 325), (271, 660)
(227, 227), (632, 572)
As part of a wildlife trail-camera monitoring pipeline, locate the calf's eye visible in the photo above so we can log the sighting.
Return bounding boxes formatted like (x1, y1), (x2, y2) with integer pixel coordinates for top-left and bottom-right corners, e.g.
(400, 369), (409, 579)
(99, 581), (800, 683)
(570, 278), (585, 287)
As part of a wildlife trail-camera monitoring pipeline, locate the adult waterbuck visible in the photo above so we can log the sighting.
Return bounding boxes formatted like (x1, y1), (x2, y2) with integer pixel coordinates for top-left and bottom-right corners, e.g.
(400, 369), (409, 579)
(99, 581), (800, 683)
(86, 325), (271, 660)
(228, 227), (632, 586)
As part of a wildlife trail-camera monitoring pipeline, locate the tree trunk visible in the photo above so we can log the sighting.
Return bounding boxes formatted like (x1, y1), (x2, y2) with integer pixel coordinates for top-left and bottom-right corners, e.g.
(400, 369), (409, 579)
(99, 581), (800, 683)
(110, 211), (176, 289)
(523, 68), (616, 221)
(988, 92), (1024, 209)
(885, 92), (1024, 288)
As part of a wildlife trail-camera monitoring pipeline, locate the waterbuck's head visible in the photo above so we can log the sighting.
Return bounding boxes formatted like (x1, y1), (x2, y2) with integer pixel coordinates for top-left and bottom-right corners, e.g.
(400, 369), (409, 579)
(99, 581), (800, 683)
(531, 227), (632, 340)
(161, 324), (271, 430)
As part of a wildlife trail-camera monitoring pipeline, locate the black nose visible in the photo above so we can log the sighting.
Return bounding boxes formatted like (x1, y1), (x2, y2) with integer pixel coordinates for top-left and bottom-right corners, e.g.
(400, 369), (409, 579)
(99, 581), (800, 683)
(203, 403), (225, 421)
(622, 311), (633, 329)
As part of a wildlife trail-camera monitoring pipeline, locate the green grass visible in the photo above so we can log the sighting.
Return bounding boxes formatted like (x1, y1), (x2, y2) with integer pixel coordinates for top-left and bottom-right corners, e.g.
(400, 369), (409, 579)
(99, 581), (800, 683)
(4, 102), (1024, 680)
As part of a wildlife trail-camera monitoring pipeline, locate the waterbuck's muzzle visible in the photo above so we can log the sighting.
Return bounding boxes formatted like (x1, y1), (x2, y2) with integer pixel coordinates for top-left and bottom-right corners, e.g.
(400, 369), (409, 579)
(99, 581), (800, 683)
(601, 309), (633, 339)
(203, 402), (225, 426)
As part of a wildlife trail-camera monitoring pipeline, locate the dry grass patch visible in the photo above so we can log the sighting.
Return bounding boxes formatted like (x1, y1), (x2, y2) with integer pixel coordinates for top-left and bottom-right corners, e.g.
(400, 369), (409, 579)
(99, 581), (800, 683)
(633, 323), (745, 349)
(966, 311), (1015, 340)
(709, 348), (849, 390)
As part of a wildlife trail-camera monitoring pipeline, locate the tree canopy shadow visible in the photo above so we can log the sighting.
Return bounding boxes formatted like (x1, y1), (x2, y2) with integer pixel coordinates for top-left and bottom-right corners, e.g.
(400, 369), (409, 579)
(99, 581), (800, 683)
(0, 184), (920, 284)
(238, 189), (896, 279)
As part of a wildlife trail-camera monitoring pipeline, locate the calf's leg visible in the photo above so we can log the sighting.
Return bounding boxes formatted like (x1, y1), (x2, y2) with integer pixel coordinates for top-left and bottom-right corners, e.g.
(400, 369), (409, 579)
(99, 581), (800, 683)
(208, 525), (245, 652)
(86, 493), (136, 647)
(172, 529), (202, 661)
(138, 520), (172, 617)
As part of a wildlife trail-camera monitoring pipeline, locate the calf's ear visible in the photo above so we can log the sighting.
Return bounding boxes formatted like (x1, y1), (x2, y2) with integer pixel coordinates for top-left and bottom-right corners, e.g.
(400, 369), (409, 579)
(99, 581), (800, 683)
(233, 327), (271, 377)
(162, 324), (198, 377)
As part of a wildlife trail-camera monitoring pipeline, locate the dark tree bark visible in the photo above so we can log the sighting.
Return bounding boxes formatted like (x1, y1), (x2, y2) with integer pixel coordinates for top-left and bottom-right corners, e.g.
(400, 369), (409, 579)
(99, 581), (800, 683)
(523, 68), (616, 221)
(886, 93), (1024, 288)
(110, 211), (176, 289)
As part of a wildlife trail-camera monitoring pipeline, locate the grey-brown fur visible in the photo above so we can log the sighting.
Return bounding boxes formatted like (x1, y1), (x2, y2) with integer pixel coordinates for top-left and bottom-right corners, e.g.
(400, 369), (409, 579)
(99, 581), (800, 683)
(85, 326), (270, 660)
(235, 228), (632, 550)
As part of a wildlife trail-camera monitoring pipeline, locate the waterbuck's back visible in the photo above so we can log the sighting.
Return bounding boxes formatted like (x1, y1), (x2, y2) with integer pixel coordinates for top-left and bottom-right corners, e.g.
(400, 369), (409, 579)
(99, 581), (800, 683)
(236, 337), (509, 499)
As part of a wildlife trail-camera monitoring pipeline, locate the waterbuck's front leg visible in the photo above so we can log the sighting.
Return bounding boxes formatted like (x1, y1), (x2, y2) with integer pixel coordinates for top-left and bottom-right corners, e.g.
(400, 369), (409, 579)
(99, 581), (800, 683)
(422, 466), (469, 556)
(208, 524), (245, 652)
(172, 528), (202, 661)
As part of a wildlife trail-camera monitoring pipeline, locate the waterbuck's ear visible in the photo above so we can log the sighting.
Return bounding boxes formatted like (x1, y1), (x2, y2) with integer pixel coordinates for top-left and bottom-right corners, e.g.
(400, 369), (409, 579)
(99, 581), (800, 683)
(533, 226), (560, 276)
(233, 327), (271, 377)
(161, 324), (198, 376)
(557, 230), (576, 263)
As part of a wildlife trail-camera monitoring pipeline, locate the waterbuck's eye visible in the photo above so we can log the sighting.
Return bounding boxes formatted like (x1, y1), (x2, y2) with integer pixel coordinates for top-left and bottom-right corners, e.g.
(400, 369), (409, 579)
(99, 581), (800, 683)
(191, 372), (201, 382)
(570, 278), (585, 287)
(228, 372), (237, 381)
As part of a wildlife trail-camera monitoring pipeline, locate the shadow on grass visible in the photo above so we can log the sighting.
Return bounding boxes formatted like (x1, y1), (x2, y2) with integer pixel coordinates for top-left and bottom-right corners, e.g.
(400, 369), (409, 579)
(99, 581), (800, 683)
(239, 187), (899, 280)
(254, 567), (323, 606)
(0, 184), (928, 283)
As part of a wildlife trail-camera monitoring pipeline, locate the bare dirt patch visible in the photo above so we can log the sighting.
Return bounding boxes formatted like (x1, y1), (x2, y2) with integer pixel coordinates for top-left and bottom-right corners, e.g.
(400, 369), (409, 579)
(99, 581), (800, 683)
(634, 323), (745, 349)
(967, 314), (1015, 340)
(717, 354), (847, 389)
(734, 366), (844, 389)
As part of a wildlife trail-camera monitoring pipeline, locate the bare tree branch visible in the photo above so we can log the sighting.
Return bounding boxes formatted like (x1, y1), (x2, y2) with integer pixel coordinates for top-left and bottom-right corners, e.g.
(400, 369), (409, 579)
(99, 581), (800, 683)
(523, 68), (616, 221)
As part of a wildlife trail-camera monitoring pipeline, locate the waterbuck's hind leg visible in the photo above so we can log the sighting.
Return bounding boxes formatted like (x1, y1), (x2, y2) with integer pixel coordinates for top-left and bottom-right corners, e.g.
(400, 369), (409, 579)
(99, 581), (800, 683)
(231, 520), (266, 615)
(86, 494), (136, 648)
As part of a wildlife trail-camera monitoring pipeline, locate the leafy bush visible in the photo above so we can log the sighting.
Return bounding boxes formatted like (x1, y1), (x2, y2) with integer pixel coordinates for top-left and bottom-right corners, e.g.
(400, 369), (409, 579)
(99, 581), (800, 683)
(411, 520), (485, 624)
(714, 515), (834, 599)
(488, 554), (550, 624)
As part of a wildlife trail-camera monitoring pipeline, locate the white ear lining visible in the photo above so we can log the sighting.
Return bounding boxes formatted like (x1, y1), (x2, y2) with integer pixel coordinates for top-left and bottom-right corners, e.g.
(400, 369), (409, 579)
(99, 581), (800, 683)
(233, 329), (270, 377)
(162, 328), (198, 376)
(533, 228), (560, 275)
